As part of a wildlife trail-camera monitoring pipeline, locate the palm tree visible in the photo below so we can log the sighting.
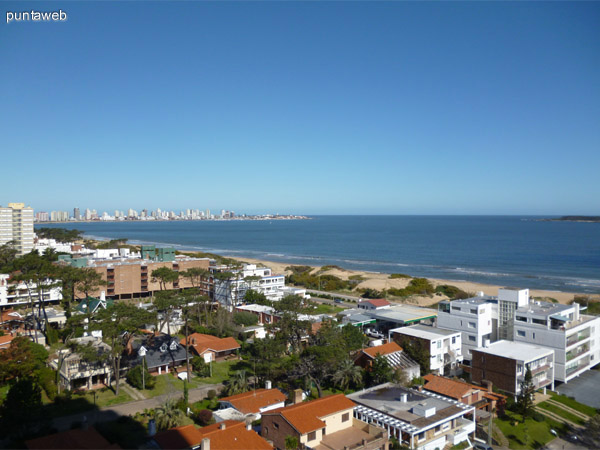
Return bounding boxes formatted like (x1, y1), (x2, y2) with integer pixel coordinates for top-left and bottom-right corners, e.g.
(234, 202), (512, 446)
(332, 359), (363, 391)
(154, 399), (186, 431)
(224, 370), (250, 396)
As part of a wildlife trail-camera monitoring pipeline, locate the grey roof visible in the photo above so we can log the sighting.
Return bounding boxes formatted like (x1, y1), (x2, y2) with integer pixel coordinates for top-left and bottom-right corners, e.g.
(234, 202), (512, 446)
(472, 340), (554, 362)
(516, 301), (572, 318)
(129, 334), (187, 369)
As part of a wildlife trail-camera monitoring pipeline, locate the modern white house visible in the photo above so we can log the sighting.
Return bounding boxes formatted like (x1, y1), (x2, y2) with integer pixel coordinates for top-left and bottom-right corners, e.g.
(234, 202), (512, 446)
(390, 325), (463, 376)
(512, 301), (600, 383)
(213, 264), (307, 308)
(437, 296), (495, 363)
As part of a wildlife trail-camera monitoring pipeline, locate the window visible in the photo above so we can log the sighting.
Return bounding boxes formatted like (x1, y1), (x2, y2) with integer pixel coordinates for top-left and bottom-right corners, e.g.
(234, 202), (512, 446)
(434, 425), (442, 434)
(308, 431), (317, 441)
(516, 316), (528, 322)
(342, 413), (350, 422)
(273, 422), (279, 430)
(437, 341), (442, 349)
(517, 330), (526, 337)
(470, 308), (477, 314)
(468, 322), (476, 329)
(452, 336), (456, 344)
(468, 335), (476, 342)
(416, 432), (425, 441)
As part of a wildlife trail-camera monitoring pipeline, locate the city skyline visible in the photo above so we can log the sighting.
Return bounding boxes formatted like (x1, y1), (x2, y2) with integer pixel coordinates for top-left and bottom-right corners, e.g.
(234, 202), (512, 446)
(2, 2), (599, 215)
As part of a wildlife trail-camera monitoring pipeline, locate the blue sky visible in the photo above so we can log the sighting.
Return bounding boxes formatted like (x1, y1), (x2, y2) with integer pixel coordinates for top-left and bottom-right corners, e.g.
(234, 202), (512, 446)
(1, 2), (599, 215)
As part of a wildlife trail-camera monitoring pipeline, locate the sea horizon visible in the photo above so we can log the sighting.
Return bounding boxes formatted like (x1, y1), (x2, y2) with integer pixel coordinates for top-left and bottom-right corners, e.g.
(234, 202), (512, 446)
(37, 216), (600, 295)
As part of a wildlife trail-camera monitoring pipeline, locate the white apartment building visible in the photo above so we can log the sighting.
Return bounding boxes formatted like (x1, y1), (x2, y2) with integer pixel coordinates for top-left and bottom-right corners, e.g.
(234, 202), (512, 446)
(212, 264), (291, 308)
(437, 296), (495, 363)
(513, 301), (600, 383)
(390, 324), (463, 376)
(497, 288), (529, 340)
(0, 274), (63, 307)
(0, 203), (34, 255)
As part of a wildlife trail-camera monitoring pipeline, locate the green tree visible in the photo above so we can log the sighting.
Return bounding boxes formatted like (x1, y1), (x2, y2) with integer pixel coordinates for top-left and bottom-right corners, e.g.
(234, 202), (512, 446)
(244, 289), (271, 306)
(92, 303), (156, 395)
(0, 240), (18, 271)
(151, 267), (179, 291)
(274, 295), (312, 353)
(285, 435), (300, 450)
(76, 267), (107, 299)
(0, 377), (45, 438)
(154, 399), (186, 431)
(517, 368), (535, 420)
(127, 360), (155, 390)
(332, 359), (364, 391)
(233, 311), (259, 327)
(223, 370), (250, 396)
(369, 354), (393, 386)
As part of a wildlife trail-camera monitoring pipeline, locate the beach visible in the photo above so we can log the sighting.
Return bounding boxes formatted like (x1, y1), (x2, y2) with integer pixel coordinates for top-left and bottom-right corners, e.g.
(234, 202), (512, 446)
(227, 256), (594, 307)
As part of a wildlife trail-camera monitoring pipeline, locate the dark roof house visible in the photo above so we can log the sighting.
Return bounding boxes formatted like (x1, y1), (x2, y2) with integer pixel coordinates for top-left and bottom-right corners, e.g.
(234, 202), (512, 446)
(129, 334), (187, 372)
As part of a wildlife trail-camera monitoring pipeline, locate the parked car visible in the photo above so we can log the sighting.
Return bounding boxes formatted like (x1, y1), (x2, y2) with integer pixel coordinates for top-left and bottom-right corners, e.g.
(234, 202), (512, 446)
(334, 298), (344, 304)
(474, 443), (493, 450)
(365, 328), (384, 339)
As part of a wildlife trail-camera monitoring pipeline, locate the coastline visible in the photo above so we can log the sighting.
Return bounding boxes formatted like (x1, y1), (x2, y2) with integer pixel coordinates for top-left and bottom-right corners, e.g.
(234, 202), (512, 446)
(220, 256), (593, 307)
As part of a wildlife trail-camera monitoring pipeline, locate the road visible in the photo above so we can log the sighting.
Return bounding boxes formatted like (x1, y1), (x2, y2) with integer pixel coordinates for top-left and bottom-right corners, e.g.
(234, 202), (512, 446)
(307, 289), (362, 305)
(52, 383), (223, 432)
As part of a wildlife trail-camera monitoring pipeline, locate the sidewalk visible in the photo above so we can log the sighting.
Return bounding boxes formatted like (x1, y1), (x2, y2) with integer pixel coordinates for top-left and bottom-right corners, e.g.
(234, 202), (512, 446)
(52, 383), (223, 432)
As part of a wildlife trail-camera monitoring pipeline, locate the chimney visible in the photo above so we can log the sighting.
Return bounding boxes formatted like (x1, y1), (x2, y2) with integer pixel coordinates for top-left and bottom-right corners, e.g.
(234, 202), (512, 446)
(293, 388), (303, 404)
(362, 439), (368, 446)
(201, 438), (210, 450)
(265, 380), (272, 390)
(246, 422), (252, 431)
(417, 385), (423, 392)
(485, 380), (493, 393)
(219, 423), (226, 430)
(100, 291), (105, 301)
(399, 393), (408, 402)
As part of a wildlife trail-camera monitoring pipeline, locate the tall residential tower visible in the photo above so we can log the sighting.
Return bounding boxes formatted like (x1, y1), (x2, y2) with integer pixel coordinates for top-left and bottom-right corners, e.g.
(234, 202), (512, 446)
(0, 202), (34, 255)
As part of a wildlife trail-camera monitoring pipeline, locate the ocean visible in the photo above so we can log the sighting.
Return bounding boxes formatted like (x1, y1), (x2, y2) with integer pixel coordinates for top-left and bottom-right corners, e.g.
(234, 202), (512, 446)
(37, 216), (600, 294)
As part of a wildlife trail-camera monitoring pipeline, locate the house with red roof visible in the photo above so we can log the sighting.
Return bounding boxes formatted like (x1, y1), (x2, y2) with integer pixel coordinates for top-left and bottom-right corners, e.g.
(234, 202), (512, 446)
(218, 387), (286, 421)
(153, 420), (273, 450)
(354, 342), (420, 381)
(0, 334), (15, 351)
(261, 394), (389, 450)
(422, 374), (506, 415)
(181, 333), (240, 362)
(358, 299), (391, 311)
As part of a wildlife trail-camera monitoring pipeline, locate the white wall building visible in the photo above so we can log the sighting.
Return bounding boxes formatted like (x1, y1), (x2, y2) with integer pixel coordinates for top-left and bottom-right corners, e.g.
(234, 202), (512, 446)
(0, 274), (63, 307)
(213, 264), (306, 308)
(437, 296), (495, 363)
(513, 301), (600, 383)
(390, 325), (463, 376)
(0, 203), (34, 255)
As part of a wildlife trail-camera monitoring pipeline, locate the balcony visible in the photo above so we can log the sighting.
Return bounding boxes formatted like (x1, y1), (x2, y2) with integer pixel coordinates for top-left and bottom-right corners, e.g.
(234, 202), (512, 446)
(566, 359), (590, 377)
(566, 343), (590, 362)
(448, 418), (476, 445)
(313, 419), (387, 450)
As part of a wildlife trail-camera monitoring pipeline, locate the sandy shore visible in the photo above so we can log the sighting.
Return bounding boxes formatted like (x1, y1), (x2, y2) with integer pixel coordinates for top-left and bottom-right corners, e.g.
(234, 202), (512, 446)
(228, 256), (595, 307)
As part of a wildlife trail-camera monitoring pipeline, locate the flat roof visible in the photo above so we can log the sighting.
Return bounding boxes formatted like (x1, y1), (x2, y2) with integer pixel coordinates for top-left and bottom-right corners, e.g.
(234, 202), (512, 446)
(516, 301), (572, 318)
(368, 305), (437, 324)
(473, 340), (554, 361)
(391, 324), (460, 340)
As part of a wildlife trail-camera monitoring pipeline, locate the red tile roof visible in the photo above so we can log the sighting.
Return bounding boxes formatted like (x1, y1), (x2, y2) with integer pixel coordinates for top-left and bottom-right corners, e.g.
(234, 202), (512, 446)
(181, 333), (240, 356)
(362, 342), (403, 358)
(264, 394), (355, 435)
(360, 299), (390, 307)
(0, 335), (14, 347)
(154, 421), (273, 450)
(25, 427), (118, 450)
(422, 374), (475, 399)
(220, 389), (286, 414)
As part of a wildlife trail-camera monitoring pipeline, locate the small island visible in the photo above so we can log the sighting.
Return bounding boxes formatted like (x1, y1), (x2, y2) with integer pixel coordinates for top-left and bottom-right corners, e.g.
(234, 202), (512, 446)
(542, 216), (600, 223)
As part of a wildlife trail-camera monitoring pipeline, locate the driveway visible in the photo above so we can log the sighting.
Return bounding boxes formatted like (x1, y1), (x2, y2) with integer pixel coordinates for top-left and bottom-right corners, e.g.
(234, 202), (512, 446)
(555, 369), (600, 409)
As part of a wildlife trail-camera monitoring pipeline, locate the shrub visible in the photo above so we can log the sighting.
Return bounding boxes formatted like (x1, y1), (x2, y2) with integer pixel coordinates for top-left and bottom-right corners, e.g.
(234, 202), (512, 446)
(435, 285), (470, 300)
(126, 364), (155, 390)
(233, 311), (258, 327)
(196, 409), (213, 426)
(532, 411), (545, 422)
(389, 273), (411, 279)
(37, 366), (58, 401)
(192, 357), (210, 377)
(207, 389), (217, 400)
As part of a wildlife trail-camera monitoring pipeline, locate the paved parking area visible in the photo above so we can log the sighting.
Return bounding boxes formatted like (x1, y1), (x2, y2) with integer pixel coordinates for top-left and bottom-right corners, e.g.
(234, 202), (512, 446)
(555, 369), (600, 409)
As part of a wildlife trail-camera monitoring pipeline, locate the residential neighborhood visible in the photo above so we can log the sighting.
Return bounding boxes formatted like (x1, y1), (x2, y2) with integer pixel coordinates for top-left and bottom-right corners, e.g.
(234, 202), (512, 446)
(0, 227), (599, 450)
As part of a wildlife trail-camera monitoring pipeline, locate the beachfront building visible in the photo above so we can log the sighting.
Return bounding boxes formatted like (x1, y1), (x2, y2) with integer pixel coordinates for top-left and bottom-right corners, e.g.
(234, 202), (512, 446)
(0, 202), (34, 255)
(512, 301), (600, 383)
(261, 394), (389, 450)
(436, 295), (495, 363)
(347, 383), (475, 450)
(65, 254), (211, 300)
(391, 325), (463, 376)
(471, 340), (555, 396)
(212, 264), (289, 308)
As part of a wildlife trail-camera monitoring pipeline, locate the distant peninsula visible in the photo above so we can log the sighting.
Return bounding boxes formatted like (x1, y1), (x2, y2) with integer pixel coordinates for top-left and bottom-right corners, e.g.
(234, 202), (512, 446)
(541, 216), (600, 223)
